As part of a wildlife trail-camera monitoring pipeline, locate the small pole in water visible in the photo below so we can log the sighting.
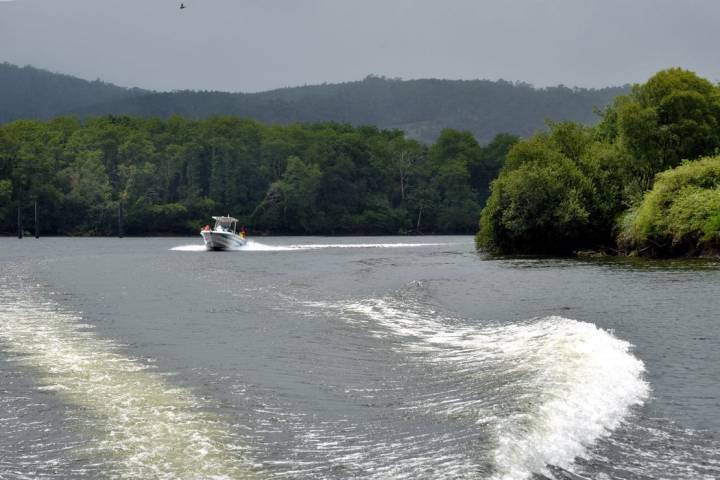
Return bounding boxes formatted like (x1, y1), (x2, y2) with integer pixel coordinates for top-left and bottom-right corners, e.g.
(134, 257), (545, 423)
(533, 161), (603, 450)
(118, 200), (124, 238)
(17, 205), (23, 239)
(34, 200), (39, 239)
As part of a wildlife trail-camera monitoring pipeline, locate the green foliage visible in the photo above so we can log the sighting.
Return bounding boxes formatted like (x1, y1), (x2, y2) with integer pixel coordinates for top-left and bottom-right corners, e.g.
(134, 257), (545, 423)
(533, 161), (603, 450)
(0, 179), (11, 220)
(58, 150), (112, 233)
(478, 122), (630, 253)
(470, 133), (519, 205)
(479, 68), (720, 257)
(479, 126), (595, 253)
(0, 116), (515, 235)
(618, 156), (720, 255)
(252, 156), (322, 233)
(144, 203), (191, 234)
(604, 68), (720, 192)
(416, 129), (518, 233)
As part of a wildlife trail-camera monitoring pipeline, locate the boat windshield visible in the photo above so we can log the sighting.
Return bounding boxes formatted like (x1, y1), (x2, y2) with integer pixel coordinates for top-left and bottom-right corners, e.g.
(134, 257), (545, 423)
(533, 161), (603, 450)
(212, 216), (238, 233)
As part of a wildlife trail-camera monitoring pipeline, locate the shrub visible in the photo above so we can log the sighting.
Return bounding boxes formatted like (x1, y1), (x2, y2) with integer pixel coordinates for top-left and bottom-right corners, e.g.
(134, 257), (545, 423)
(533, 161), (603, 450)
(618, 156), (720, 255)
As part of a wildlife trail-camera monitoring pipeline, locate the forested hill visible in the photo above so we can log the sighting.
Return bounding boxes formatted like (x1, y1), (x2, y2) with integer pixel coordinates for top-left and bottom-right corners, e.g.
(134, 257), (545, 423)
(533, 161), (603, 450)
(0, 63), (146, 123)
(0, 63), (629, 143)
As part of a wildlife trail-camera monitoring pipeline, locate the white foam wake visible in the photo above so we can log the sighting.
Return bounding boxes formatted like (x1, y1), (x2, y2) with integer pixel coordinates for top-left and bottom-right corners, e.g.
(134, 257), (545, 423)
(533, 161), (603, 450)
(170, 244), (207, 251)
(171, 240), (448, 252)
(0, 286), (253, 479)
(311, 297), (650, 480)
(243, 240), (448, 251)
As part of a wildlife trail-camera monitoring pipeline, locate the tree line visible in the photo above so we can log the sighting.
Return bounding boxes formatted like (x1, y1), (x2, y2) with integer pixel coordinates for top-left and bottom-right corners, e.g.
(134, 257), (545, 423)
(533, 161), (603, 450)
(477, 68), (720, 257)
(0, 115), (517, 236)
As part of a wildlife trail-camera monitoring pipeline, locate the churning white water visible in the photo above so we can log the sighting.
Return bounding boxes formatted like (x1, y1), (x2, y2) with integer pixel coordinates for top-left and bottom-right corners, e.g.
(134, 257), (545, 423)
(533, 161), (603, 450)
(305, 296), (650, 479)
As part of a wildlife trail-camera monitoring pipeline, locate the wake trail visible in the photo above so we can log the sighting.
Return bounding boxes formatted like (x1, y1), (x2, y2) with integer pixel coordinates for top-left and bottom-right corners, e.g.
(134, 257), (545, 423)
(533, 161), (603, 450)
(303, 295), (650, 480)
(0, 280), (255, 479)
(171, 239), (450, 252)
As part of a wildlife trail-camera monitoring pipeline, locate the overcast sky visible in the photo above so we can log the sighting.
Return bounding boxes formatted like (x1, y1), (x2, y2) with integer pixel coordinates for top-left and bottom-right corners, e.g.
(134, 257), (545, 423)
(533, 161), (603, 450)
(1, 0), (719, 93)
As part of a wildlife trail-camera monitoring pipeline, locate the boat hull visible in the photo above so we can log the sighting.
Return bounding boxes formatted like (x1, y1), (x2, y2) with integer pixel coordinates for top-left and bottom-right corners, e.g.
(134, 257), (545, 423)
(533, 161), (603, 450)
(200, 231), (247, 251)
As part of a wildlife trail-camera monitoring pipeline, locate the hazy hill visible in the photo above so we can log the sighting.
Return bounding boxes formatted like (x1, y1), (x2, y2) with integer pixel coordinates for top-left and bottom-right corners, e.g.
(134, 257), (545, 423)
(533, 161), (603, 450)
(0, 63), (628, 143)
(0, 63), (146, 123)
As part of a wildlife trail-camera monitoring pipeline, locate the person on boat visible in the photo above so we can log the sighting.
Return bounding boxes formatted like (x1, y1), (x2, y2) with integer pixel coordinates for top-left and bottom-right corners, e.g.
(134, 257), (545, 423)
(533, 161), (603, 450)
(202, 224), (210, 232)
(240, 226), (247, 239)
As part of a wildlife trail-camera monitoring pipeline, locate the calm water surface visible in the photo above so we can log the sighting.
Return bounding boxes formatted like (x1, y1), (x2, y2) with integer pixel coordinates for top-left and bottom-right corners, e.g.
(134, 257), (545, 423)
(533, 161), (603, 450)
(0, 236), (718, 479)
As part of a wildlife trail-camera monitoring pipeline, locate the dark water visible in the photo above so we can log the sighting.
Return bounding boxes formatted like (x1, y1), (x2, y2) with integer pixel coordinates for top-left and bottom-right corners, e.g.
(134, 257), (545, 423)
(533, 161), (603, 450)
(0, 236), (718, 479)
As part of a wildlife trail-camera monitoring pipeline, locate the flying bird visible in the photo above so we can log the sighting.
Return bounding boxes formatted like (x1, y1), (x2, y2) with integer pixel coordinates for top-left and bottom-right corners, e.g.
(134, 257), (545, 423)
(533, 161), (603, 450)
(180, 3), (186, 9)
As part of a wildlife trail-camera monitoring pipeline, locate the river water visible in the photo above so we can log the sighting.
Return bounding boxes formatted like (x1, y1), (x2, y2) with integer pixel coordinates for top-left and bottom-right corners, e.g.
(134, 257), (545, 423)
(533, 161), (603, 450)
(0, 236), (718, 480)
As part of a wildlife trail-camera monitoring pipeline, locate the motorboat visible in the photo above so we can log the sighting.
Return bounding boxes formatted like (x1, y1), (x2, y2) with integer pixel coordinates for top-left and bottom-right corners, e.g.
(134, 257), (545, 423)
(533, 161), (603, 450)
(200, 216), (247, 251)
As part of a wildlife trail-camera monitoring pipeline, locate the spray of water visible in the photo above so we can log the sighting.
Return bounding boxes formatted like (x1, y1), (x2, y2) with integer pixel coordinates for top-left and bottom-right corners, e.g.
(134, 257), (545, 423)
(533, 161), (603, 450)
(306, 297), (650, 480)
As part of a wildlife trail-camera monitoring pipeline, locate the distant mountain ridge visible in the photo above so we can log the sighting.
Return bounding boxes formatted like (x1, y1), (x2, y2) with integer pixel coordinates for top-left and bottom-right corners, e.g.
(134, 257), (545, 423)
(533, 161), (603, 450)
(0, 62), (629, 143)
(0, 63), (147, 123)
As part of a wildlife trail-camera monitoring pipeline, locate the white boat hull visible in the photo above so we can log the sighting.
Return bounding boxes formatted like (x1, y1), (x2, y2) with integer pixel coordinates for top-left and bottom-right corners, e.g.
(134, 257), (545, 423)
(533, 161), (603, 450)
(201, 231), (247, 251)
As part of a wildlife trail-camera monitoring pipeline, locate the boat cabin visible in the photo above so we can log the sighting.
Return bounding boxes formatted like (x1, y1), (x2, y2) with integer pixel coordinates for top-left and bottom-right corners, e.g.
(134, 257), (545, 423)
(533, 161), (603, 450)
(212, 216), (238, 233)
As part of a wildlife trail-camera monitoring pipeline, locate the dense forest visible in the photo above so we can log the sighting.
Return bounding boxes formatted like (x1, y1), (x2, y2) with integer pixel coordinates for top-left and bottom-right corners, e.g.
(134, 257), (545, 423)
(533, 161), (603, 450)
(0, 63), (627, 144)
(477, 68), (720, 257)
(0, 115), (516, 236)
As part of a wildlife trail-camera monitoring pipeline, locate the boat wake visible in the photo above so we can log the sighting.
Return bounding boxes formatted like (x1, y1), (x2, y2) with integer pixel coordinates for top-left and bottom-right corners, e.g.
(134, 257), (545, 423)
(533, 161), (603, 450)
(301, 294), (651, 480)
(0, 279), (254, 479)
(170, 244), (207, 251)
(171, 239), (449, 252)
